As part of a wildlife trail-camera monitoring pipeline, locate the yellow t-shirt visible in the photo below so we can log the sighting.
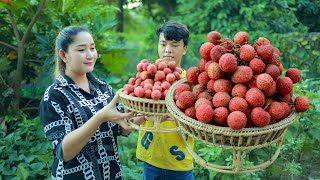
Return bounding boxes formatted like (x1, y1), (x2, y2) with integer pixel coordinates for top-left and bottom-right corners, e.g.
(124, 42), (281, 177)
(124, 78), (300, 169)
(136, 70), (194, 171)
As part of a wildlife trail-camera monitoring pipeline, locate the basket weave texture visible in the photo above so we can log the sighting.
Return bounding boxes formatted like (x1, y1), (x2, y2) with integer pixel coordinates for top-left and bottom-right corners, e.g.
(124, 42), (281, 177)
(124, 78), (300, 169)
(166, 78), (301, 150)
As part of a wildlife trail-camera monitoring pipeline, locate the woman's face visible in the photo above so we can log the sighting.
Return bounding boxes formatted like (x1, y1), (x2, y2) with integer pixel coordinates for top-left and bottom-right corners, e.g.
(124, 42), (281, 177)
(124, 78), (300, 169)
(63, 31), (97, 76)
(158, 33), (187, 67)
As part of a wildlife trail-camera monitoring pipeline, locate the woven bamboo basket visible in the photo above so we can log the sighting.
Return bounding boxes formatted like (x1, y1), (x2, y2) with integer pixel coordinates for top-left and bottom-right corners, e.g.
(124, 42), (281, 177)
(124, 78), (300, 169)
(118, 88), (179, 132)
(165, 78), (301, 173)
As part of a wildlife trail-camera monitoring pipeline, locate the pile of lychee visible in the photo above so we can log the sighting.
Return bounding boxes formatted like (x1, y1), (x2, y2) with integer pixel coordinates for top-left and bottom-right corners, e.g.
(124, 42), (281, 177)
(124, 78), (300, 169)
(122, 59), (182, 100)
(174, 31), (310, 130)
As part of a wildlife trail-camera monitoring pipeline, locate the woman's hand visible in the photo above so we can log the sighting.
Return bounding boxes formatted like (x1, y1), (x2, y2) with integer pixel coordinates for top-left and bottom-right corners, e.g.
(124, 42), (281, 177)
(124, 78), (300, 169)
(96, 92), (134, 130)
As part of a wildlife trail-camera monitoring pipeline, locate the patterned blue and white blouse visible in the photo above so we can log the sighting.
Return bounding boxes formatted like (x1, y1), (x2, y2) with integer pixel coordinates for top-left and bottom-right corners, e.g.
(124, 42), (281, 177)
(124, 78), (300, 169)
(39, 73), (124, 180)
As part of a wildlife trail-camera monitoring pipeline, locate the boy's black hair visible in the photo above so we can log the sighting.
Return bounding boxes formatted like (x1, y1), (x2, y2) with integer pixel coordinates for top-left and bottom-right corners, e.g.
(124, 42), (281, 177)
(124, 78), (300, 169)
(156, 21), (189, 46)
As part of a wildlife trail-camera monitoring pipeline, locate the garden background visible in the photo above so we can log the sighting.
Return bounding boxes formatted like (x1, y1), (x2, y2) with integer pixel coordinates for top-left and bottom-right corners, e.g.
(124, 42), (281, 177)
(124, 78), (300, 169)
(0, 0), (319, 179)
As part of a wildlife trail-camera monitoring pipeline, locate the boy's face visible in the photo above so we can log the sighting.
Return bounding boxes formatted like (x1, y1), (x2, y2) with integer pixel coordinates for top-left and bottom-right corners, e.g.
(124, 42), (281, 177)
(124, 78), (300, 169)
(158, 33), (187, 67)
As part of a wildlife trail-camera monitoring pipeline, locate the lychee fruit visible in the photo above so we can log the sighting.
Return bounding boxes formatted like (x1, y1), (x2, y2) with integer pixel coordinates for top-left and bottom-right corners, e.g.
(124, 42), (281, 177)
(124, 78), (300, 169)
(231, 66), (253, 84)
(186, 66), (200, 85)
(178, 91), (196, 108)
(199, 42), (214, 61)
(212, 92), (231, 108)
(276, 77), (293, 95)
(210, 45), (226, 63)
(185, 106), (197, 119)
(285, 68), (302, 84)
(206, 31), (221, 45)
(196, 104), (214, 123)
(245, 88), (265, 107)
(213, 79), (232, 93)
(240, 44), (256, 62)
(266, 101), (285, 121)
(207, 62), (225, 80)
(250, 107), (271, 127)
(231, 84), (248, 98)
(294, 96), (310, 112)
(212, 107), (229, 126)
(228, 97), (249, 113)
(234, 31), (249, 45)
(256, 73), (274, 91)
(175, 83), (191, 96)
(227, 111), (247, 130)
(249, 58), (265, 74)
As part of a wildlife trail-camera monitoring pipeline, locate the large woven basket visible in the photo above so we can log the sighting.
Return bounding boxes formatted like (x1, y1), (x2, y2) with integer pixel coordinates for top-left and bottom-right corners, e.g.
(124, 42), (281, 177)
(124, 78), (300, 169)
(118, 88), (179, 132)
(165, 78), (301, 173)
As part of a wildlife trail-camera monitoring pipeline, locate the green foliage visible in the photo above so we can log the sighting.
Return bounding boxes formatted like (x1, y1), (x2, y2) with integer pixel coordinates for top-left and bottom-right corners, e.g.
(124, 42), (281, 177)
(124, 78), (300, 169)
(0, 115), (52, 180)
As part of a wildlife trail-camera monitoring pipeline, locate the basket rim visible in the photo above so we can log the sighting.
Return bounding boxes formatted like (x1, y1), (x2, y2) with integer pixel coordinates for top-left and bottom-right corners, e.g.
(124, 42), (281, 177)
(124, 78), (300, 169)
(166, 78), (301, 136)
(118, 88), (167, 105)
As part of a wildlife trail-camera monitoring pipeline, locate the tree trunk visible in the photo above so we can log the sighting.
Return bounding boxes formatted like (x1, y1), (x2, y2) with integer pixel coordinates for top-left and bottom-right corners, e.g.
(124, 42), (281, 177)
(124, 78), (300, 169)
(12, 43), (25, 110)
(117, 0), (124, 32)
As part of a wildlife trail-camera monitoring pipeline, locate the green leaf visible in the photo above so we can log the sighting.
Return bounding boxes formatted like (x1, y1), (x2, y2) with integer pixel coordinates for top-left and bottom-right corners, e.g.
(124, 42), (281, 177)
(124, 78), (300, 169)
(16, 164), (29, 180)
(30, 162), (46, 171)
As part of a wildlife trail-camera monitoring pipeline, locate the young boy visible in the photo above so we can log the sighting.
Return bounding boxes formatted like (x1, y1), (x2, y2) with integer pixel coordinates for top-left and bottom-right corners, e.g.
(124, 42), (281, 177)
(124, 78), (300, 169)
(136, 21), (194, 180)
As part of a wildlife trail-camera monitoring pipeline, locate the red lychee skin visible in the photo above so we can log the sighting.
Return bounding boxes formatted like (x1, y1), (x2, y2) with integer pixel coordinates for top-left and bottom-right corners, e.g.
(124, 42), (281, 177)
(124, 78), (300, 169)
(143, 83), (153, 91)
(212, 107), (229, 126)
(123, 84), (134, 94)
(167, 61), (177, 70)
(178, 91), (196, 108)
(245, 88), (265, 107)
(199, 42), (215, 61)
(198, 72), (210, 85)
(175, 83), (191, 97)
(128, 78), (136, 85)
(199, 58), (207, 72)
(240, 45), (256, 62)
(160, 81), (171, 91)
(257, 44), (274, 61)
(137, 63), (144, 72)
(249, 58), (265, 74)
(134, 86), (145, 97)
(234, 31), (249, 45)
(205, 60), (213, 72)
(265, 64), (281, 81)
(276, 77), (293, 95)
(286, 68), (302, 84)
(155, 59), (164, 65)
(152, 85), (162, 92)
(193, 84), (206, 98)
(166, 73), (176, 83)
(270, 52), (280, 66)
(256, 73), (274, 91)
(206, 31), (221, 45)
(175, 67), (183, 74)
(207, 79), (215, 91)
(173, 71), (181, 80)
(147, 64), (157, 75)
(262, 80), (276, 97)
(196, 104), (214, 123)
(207, 62), (225, 80)
(186, 66), (200, 85)
(273, 47), (280, 56)
(219, 53), (238, 73)
(281, 102), (291, 119)
(210, 45), (226, 63)
(231, 84), (248, 98)
(195, 98), (212, 110)
(266, 101), (285, 121)
(213, 79), (232, 94)
(157, 61), (167, 70)
(185, 106), (197, 119)
(253, 37), (270, 49)
(220, 38), (233, 51)
(227, 111), (247, 130)
(278, 93), (292, 103)
(231, 66), (253, 84)
(278, 63), (284, 75)
(144, 79), (154, 85)
(198, 92), (213, 101)
(294, 96), (310, 112)
(144, 89), (152, 99)
(154, 71), (166, 81)
(228, 97), (249, 113)
(250, 107), (271, 127)
(140, 71), (149, 80)
(176, 100), (187, 111)
(212, 92), (231, 108)
(163, 68), (172, 75)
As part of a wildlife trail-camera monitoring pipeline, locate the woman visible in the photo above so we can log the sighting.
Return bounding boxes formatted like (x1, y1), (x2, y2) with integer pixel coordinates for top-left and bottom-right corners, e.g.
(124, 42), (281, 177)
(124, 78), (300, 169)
(39, 26), (144, 179)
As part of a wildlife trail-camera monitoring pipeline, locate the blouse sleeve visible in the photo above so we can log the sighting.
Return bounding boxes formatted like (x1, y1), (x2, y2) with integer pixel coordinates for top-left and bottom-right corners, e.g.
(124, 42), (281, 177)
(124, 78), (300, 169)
(39, 88), (73, 161)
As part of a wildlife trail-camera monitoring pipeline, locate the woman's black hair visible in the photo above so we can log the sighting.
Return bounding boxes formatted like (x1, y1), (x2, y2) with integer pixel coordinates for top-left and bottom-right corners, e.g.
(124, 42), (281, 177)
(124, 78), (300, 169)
(54, 26), (89, 77)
